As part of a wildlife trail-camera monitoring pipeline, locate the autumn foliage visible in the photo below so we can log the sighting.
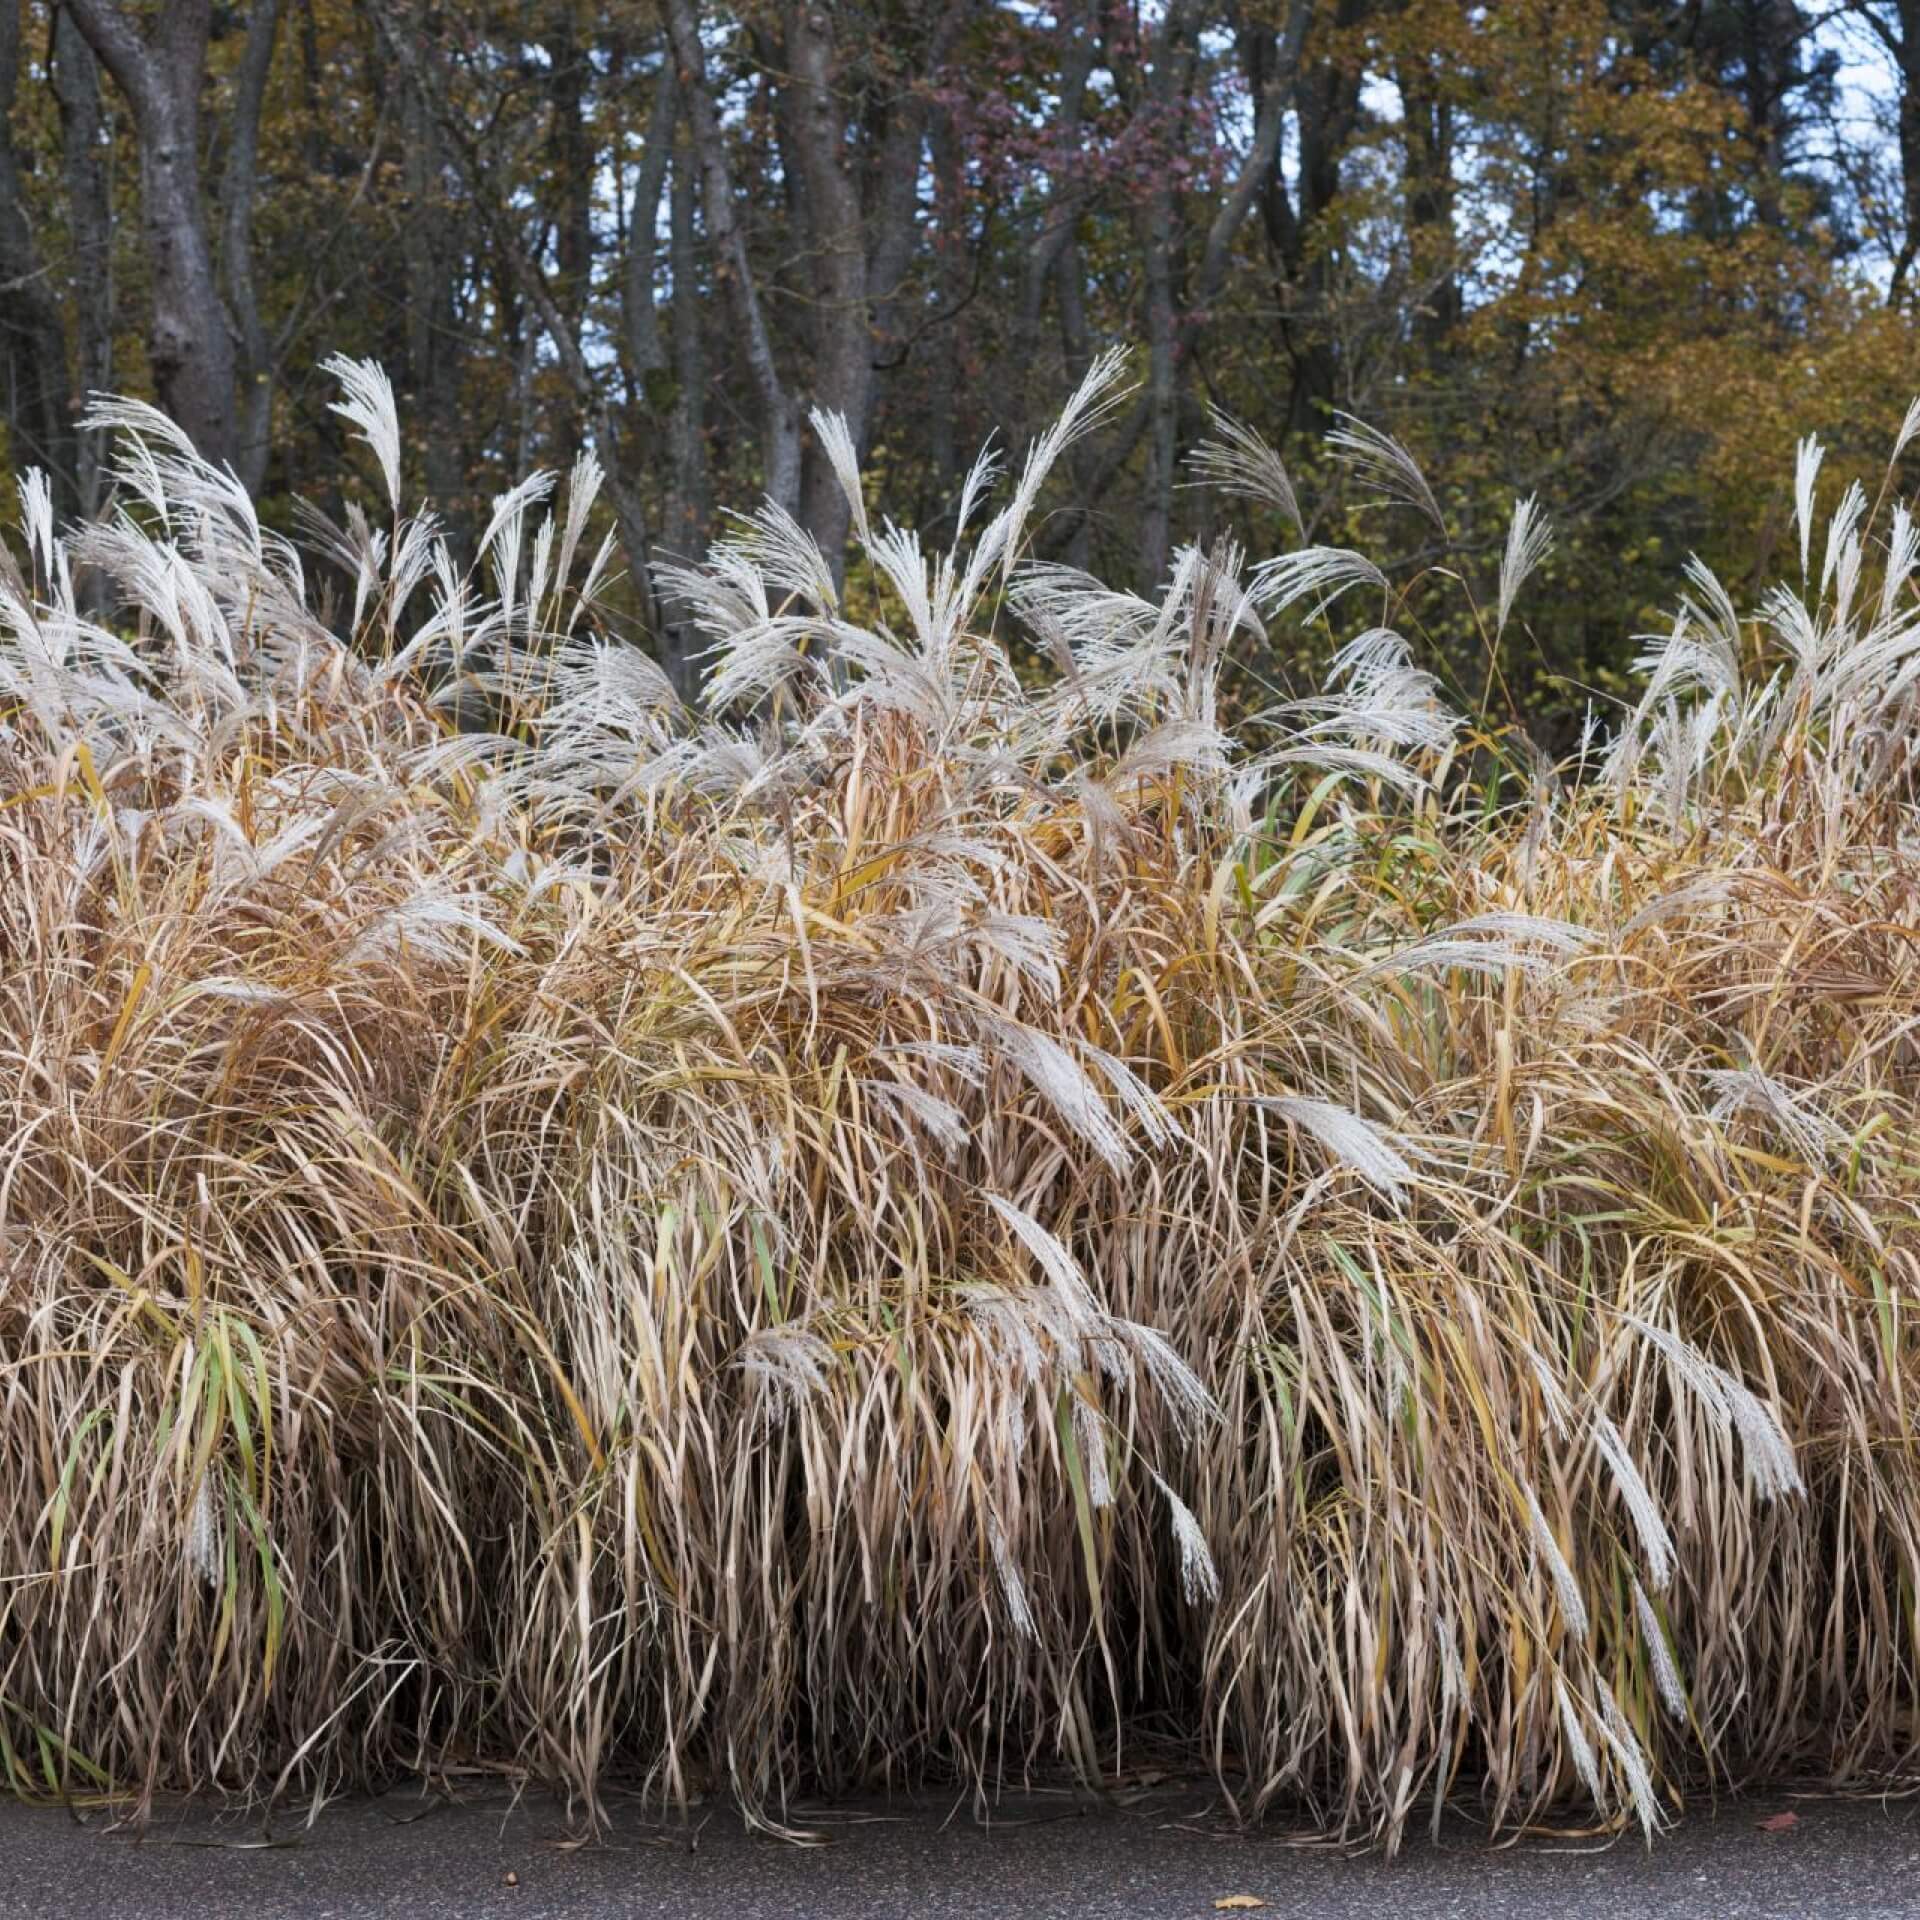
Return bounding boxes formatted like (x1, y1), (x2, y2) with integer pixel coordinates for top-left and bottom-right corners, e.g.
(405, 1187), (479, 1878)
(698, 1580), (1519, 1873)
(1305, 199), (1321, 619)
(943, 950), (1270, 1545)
(3, 0), (1920, 730)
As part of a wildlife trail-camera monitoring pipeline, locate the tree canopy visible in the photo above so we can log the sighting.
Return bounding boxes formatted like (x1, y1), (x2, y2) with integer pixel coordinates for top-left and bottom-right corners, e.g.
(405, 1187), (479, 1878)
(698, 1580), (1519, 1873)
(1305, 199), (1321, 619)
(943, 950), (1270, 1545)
(1, 0), (1916, 725)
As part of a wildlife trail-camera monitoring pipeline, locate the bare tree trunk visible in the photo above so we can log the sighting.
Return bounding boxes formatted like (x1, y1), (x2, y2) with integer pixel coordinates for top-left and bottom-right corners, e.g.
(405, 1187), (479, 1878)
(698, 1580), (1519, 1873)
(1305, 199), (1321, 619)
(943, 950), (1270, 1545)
(1263, 0), (1365, 438)
(619, 65), (709, 696)
(543, 7), (596, 466)
(780, 0), (962, 575)
(1397, 49), (1460, 349)
(221, 0), (284, 495)
(657, 135), (711, 691)
(1134, 0), (1202, 589)
(660, 0), (803, 518)
(0, 0), (78, 514)
(1898, 69), (1920, 304)
(666, 142), (709, 552)
(375, 5), (662, 640)
(67, 0), (239, 468)
(394, 57), (465, 515)
(1054, 232), (1095, 572)
(783, 3), (875, 571)
(1851, 2), (1920, 305)
(512, 296), (539, 482)
(1194, 3), (1311, 316)
(925, 105), (967, 504)
(1042, 1), (1103, 571)
(52, 6), (112, 520)
(1139, 188), (1179, 588)
(1897, 81), (1920, 303)
(1016, 0), (1097, 370)
(863, 8), (955, 374)
(619, 62), (677, 398)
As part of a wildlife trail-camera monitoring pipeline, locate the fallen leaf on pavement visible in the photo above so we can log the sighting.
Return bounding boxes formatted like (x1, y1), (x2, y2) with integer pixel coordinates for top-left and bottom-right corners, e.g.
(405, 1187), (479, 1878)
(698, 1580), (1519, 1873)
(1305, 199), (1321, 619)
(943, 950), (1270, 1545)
(1756, 1811), (1799, 1833)
(1214, 1898), (1267, 1911)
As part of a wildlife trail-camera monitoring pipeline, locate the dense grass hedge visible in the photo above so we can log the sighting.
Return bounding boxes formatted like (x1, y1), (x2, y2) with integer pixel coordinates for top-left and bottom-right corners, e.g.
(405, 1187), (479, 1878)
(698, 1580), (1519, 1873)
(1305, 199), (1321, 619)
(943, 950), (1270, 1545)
(2, 363), (1917, 1843)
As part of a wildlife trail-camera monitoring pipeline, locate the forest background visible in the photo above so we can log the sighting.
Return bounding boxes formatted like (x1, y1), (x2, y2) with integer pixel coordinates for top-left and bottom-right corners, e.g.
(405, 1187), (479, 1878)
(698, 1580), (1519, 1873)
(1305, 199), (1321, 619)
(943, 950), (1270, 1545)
(3, 0), (1918, 732)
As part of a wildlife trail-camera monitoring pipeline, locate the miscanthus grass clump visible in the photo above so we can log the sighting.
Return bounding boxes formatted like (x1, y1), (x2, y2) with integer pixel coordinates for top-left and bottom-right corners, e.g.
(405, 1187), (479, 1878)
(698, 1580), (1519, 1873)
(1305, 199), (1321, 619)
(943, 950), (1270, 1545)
(2, 358), (1918, 1846)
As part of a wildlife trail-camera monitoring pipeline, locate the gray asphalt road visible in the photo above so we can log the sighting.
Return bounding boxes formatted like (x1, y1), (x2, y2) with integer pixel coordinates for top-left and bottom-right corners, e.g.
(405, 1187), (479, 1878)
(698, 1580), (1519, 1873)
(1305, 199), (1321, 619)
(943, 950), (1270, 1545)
(2, 1784), (1916, 1919)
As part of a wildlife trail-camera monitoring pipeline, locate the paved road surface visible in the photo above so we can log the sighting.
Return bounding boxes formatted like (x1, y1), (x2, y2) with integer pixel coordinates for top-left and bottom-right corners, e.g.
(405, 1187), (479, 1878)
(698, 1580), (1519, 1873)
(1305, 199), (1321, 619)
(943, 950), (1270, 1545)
(2, 1783), (1916, 1918)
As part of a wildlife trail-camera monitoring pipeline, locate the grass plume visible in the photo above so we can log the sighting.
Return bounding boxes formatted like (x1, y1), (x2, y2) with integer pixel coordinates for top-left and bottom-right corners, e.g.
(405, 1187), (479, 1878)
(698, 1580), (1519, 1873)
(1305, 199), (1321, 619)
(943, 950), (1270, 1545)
(0, 370), (1918, 1848)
